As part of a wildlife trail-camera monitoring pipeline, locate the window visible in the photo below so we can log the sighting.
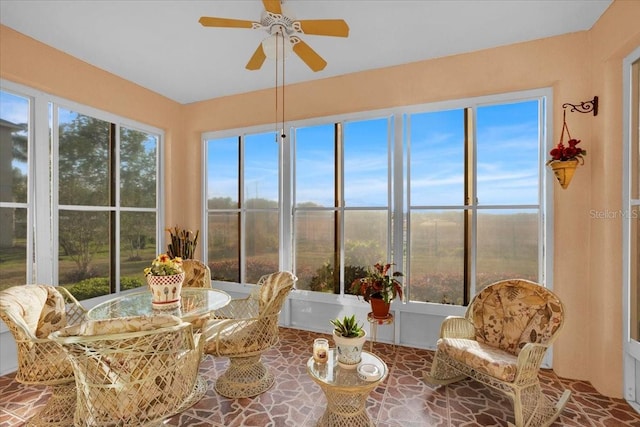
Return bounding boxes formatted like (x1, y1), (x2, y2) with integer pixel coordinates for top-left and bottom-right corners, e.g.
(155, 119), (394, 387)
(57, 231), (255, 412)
(293, 118), (392, 292)
(0, 90), (31, 290)
(0, 81), (162, 300)
(206, 131), (280, 284)
(56, 107), (159, 298)
(205, 91), (548, 306)
(407, 100), (543, 305)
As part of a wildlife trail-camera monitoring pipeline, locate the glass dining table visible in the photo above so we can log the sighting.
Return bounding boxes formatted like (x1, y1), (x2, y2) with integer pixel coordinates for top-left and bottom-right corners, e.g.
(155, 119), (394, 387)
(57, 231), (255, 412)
(87, 288), (231, 324)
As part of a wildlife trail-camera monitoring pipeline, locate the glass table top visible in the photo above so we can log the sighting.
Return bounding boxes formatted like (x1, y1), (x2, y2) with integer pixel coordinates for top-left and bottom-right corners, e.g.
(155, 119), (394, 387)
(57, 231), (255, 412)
(87, 288), (231, 323)
(306, 349), (388, 388)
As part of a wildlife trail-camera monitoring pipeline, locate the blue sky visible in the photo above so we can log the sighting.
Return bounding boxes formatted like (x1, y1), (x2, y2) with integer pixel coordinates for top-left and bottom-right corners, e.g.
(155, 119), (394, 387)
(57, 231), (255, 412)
(206, 99), (540, 208)
(1, 90), (540, 208)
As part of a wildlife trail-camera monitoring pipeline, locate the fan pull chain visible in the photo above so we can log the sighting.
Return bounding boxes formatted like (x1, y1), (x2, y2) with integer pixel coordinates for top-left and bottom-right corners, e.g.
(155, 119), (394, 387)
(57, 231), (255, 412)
(281, 30), (286, 141)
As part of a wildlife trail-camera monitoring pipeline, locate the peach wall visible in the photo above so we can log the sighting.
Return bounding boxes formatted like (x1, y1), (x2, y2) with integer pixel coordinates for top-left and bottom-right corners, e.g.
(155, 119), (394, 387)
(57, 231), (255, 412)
(0, 25), (186, 229)
(2, 0), (640, 398)
(586, 0), (640, 398)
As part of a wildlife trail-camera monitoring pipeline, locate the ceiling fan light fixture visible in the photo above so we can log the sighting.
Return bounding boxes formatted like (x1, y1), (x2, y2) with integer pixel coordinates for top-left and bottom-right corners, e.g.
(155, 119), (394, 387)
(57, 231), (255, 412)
(262, 29), (292, 59)
(199, 1), (348, 71)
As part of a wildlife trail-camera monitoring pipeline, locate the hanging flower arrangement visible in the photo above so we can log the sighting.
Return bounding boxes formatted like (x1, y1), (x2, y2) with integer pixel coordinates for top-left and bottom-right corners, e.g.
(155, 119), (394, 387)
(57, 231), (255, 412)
(547, 111), (586, 189)
(547, 138), (586, 164)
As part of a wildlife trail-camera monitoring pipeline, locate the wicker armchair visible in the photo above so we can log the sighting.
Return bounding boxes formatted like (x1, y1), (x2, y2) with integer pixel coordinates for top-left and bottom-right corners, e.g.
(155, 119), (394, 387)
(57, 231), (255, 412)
(202, 271), (296, 398)
(182, 259), (212, 289)
(50, 314), (205, 427)
(0, 284), (87, 426)
(423, 279), (571, 427)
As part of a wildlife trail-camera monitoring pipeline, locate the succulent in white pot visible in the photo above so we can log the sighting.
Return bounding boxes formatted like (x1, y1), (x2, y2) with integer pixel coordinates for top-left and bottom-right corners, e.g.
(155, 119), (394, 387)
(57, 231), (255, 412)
(330, 314), (366, 369)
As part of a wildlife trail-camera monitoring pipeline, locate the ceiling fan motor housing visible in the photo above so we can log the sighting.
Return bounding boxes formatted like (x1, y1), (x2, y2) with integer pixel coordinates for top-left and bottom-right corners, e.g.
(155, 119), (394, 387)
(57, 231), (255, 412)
(262, 11), (295, 36)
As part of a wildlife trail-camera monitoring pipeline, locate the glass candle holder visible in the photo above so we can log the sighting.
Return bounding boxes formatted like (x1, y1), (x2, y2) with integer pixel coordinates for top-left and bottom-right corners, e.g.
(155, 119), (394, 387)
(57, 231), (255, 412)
(313, 338), (329, 363)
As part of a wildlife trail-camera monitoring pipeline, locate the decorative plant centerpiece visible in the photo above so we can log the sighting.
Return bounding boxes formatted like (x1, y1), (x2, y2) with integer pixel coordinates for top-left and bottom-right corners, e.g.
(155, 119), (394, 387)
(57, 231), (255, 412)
(330, 314), (366, 369)
(167, 226), (199, 259)
(350, 262), (403, 318)
(144, 254), (185, 309)
(547, 112), (587, 189)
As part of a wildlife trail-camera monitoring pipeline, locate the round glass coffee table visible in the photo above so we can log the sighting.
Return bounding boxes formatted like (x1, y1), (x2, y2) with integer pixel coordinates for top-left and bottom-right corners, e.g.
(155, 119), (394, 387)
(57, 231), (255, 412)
(306, 349), (388, 427)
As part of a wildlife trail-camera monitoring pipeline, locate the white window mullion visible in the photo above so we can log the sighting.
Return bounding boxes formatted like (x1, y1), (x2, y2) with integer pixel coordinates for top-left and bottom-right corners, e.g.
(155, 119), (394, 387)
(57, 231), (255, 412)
(541, 93), (553, 287)
(469, 106), (478, 298)
(404, 114), (412, 294)
(239, 134), (246, 283)
(280, 130), (292, 272)
(114, 124), (121, 291)
(34, 99), (55, 285)
(392, 114), (404, 285)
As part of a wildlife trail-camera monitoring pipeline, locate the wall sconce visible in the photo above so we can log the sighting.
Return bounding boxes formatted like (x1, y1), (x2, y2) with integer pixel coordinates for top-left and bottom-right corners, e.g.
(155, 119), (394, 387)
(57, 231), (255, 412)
(562, 96), (599, 116)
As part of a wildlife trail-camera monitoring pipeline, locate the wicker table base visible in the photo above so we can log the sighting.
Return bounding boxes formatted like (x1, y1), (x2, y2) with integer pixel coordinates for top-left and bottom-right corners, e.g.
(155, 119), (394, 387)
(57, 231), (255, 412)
(307, 349), (387, 427)
(214, 354), (274, 398)
(27, 383), (76, 427)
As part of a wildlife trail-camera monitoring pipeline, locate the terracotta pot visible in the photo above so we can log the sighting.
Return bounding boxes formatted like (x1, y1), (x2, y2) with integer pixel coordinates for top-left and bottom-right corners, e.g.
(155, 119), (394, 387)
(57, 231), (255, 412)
(549, 159), (579, 189)
(370, 297), (391, 318)
(146, 272), (184, 309)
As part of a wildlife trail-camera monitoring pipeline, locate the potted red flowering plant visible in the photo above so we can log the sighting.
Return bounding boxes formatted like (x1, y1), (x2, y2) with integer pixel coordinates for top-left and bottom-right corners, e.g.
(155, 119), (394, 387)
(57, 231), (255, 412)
(350, 262), (403, 318)
(547, 138), (587, 164)
(547, 113), (587, 189)
(547, 138), (586, 189)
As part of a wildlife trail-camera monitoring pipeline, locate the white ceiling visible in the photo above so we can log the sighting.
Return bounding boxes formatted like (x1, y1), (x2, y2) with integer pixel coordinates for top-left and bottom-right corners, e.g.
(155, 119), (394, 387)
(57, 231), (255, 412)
(0, 0), (612, 105)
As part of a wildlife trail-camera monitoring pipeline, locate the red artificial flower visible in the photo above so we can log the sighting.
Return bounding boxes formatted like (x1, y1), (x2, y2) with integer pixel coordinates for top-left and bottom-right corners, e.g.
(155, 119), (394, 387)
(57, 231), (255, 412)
(548, 138), (586, 163)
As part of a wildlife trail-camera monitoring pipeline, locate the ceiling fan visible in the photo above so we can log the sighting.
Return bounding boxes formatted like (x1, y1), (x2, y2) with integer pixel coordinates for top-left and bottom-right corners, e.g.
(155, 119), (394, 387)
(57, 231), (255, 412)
(199, 0), (349, 72)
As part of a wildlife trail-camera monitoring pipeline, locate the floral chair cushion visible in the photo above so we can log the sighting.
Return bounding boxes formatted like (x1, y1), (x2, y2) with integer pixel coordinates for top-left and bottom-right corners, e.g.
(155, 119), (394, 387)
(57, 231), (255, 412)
(0, 285), (68, 339)
(437, 338), (518, 382)
(37, 286), (68, 338)
(258, 271), (296, 313)
(470, 279), (563, 355)
(204, 319), (263, 354)
(58, 314), (181, 337)
(182, 259), (211, 289)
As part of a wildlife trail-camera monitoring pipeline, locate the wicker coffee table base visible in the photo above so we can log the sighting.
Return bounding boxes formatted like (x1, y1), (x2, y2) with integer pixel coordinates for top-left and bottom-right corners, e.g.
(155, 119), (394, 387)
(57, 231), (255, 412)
(214, 355), (274, 398)
(27, 383), (76, 427)
(316, 389), (375, 427)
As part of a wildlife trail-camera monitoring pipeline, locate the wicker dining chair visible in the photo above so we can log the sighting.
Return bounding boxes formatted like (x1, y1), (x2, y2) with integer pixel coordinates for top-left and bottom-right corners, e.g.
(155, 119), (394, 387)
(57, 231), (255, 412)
(0, 284), (87, 426)
(202, 271), (296, 398)
(182, 259), (212, 289)
(50, 314), (205, 427)
(423, 279), (571, 427)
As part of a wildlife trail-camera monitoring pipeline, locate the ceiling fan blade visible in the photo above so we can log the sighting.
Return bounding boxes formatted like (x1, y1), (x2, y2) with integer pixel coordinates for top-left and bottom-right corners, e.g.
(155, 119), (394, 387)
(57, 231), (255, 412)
(291, 38), (327, 72)
(262, 0), (282, 15)
(199, 16), (257, 29)
(246, 44), (267, 70)
(294, 19), (350, 37)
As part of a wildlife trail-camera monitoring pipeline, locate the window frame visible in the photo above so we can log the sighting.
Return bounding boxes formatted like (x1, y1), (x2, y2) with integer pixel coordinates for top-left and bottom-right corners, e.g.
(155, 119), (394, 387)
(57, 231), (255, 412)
(203, 88), (553, 310)
(0, 78), (165, 303)
(622, 45), (640, 410)
(405, 95), (549, 305)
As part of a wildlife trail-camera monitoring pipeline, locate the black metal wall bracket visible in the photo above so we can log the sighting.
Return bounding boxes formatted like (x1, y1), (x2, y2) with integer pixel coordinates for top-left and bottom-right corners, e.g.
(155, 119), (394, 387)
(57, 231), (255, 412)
(562, 96), (598, 116)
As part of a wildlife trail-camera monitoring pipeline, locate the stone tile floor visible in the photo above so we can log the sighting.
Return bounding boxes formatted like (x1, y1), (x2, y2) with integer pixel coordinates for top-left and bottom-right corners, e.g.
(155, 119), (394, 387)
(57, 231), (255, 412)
(1, 327), (639, 426)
